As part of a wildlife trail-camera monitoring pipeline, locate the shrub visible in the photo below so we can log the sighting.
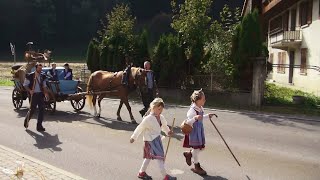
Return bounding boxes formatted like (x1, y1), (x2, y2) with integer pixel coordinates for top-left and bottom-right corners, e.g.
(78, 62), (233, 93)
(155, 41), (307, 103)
(264, 83), (320, 108)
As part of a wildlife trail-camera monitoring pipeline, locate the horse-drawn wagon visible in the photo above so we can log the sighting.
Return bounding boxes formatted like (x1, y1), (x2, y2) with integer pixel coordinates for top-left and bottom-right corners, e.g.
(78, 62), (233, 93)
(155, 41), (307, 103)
(11, 65), (86, 113)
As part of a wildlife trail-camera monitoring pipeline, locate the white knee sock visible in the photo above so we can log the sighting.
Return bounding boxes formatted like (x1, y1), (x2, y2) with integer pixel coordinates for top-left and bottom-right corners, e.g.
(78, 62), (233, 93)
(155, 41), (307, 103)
(156, 160), (167, 177)
(139, 158), (151, 172)
(191, 149), (200, 164)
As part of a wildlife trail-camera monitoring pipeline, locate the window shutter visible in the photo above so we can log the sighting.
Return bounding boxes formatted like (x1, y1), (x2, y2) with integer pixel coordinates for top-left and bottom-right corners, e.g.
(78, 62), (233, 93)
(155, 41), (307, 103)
(282, 52), (286, 73)
(301, 48), (307, 73)
(277, 52), (281, 73)
(307, 0), (313, 24)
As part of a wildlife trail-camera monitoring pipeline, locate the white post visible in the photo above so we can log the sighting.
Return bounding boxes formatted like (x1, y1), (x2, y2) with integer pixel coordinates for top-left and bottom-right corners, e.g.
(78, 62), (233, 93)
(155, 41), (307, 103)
(13, 45), (16, 64)
(10, 43), (16, 64)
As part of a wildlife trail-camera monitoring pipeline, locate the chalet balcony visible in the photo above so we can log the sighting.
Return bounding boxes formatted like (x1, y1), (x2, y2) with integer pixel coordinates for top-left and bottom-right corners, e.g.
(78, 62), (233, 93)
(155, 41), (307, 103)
(269, 30), (302, 50)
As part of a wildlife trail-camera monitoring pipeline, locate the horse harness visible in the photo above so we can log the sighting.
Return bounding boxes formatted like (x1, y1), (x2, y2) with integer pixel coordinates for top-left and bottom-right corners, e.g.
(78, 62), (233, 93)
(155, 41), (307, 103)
(107, 69), (140, 91)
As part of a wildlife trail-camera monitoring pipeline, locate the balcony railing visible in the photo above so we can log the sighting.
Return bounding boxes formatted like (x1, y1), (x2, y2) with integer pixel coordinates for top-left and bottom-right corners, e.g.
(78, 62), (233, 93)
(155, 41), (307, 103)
(270, 30), (302, 46)
(283, 31), (301, 41)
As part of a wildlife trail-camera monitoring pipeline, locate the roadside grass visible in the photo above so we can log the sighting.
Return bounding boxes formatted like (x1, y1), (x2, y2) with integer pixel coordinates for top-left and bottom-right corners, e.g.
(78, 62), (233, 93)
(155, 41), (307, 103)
(0, 62), (88, 82)
(265, 83), (320, 108)
(0, 79), (13, 86)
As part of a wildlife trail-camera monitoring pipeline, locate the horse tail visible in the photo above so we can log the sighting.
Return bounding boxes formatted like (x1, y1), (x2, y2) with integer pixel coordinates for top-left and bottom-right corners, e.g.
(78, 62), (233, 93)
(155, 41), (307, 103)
(86, 73), (94, 109)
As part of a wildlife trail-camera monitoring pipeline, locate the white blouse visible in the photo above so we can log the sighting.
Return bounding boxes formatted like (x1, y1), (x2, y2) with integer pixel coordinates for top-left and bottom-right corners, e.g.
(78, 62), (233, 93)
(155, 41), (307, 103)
(131, 114), (171, 141)
(186, 103), (210, 125)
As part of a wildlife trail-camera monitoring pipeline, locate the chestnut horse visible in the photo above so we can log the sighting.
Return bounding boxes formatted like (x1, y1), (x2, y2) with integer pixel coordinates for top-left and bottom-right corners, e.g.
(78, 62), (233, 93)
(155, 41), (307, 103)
(86, 67), (147, 124)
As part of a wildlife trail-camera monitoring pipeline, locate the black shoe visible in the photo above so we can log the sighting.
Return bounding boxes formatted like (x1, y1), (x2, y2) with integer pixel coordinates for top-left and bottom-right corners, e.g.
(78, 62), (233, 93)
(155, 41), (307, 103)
(24, 117), (30, 129)
(131, 120), (138, 124)
(36, 126), (46, 132)
(24, 119), (28, 128)
(139, 110), (145, 117)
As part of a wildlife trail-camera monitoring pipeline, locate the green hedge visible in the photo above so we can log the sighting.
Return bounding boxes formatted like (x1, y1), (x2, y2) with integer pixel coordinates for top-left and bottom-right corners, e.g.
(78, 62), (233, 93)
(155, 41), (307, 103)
(264, 83), (320, 108)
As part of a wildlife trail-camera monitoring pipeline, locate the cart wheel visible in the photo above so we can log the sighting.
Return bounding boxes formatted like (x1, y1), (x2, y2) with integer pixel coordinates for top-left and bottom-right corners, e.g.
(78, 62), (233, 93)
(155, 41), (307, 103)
(71, 87), (86, 111)
(12, 88), (23, 110)
(45, 100), (56, 114)
(45, 91), (56, 114)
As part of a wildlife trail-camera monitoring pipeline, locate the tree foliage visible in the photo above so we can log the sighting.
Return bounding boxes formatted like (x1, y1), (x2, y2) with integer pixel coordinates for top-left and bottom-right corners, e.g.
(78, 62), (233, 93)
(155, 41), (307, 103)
(171, 0), (213, 74)
(152, 34), (186, 88)
(96, 4), (136, 71)
(202, 5), (241, 87)
(231, 8), (267, 90)
(87, 4), (151, 71)
(84, 1), (246, 89)
(86, 40), (100, 72)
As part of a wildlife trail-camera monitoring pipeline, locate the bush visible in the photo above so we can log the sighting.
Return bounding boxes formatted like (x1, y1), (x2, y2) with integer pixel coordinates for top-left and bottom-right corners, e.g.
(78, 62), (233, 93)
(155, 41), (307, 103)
(264, 83), (320, 108)
(86, 40), (100, 72)
(152, 34), (186, 88)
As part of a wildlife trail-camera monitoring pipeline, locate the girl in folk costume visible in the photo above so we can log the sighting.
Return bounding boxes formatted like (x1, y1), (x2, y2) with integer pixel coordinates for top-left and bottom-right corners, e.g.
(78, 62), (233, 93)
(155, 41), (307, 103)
(182, 89), (215, 176)
(130, 98), (177, 180)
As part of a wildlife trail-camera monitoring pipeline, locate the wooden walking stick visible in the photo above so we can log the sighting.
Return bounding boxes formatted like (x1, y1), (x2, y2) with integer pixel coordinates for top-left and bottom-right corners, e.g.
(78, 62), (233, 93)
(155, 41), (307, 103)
(209, 115), (241, 167)
(164, 118), (176, 161)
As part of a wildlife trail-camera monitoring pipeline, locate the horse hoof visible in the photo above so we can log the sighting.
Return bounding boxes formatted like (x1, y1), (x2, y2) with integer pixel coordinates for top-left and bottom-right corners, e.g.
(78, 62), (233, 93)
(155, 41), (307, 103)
(117, 117), (123, 121)
(97, 114), (100, 118)
(131, 120), (138, 124)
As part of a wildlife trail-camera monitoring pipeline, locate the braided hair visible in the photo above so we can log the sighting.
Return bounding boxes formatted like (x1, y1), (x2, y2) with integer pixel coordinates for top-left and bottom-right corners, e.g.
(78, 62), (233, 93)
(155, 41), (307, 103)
(190, 88), (204, 103)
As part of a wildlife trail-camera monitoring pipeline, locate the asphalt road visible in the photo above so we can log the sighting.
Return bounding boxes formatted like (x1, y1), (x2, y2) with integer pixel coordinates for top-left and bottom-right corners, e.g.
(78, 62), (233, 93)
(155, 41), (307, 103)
(0, 86), (319, 180)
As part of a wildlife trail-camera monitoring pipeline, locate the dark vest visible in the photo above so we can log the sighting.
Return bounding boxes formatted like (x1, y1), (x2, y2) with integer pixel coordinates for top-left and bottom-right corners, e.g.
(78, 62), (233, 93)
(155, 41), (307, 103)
(49, 68), (58, 81)
(26, 72), (46, 91)
(64, 69), (73, 80)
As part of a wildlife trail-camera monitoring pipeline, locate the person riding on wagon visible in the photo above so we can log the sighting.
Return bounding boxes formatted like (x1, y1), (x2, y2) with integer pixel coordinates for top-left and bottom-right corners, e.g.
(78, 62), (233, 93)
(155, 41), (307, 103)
(62, 63), (73, 80)
(47, 62), (58, 81)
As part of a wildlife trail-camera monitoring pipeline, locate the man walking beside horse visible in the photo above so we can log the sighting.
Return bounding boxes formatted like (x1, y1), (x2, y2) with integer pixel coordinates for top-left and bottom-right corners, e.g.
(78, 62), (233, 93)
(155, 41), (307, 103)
(139, 61), (159, 117)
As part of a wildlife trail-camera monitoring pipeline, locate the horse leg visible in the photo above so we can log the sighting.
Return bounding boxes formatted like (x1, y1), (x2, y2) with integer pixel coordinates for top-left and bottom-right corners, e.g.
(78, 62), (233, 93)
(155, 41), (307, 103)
(122, 98), (137, 124)
(97, 94), (105, 117)
(117, 100), (124, 121)
(92, 95), (97, 117)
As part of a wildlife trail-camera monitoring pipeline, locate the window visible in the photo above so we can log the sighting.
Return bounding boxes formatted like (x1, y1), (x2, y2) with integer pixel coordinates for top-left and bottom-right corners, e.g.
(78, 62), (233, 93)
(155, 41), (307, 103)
(299, 0), (313, 26)
(277, 52), (286, 73)
(283, 11), (289, 31)
(270, 16), (283, 33)
(300, 48), (307, 74)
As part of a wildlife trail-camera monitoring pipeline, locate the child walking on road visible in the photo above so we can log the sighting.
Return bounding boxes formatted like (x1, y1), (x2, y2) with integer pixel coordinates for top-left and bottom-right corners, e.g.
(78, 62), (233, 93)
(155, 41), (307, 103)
(130, 98), (177, 180)
(182, 89), (215, 176)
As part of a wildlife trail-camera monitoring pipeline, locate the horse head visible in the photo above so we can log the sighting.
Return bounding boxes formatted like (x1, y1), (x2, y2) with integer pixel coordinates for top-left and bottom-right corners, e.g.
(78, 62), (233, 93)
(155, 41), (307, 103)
(130, 67), (147, 91)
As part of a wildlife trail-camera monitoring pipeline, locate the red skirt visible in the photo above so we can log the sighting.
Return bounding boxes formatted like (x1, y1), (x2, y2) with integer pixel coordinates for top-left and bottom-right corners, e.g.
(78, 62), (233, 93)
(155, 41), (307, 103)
(183, 135), (205, 150)
(143, 136), (164, 160)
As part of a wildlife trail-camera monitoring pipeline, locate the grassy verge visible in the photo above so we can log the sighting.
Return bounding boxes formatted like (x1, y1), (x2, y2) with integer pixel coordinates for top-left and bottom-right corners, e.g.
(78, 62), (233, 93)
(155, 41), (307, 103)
(0, 62), (88, 81)
(265, 83), (320, 107)
(0, 79), (13, 86)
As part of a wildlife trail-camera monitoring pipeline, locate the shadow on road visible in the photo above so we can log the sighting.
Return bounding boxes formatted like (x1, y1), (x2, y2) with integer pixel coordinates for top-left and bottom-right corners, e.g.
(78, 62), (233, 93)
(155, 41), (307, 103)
(202, 175), (228, 180)
(26, 129), (62, 152)
(14, 109), (91, 123)
(170, 126), (185, 141)
(240, 112), (320, 131)
(86, 116), (138, 132)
